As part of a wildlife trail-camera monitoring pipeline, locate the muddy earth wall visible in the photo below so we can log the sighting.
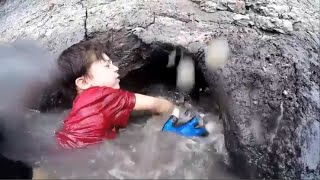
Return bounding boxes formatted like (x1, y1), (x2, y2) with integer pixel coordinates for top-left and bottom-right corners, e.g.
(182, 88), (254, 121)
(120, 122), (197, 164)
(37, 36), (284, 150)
(0, 0), (319, 179)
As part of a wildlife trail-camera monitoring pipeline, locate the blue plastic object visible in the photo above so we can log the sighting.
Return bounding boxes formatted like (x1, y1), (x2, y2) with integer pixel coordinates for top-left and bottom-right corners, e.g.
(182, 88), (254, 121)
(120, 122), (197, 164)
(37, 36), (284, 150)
(162, 115), (207, 137)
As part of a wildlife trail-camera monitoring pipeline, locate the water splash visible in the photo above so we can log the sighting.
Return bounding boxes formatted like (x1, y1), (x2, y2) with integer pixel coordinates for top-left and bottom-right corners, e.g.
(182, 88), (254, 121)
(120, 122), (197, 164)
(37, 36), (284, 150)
(1, 90), (234, 179)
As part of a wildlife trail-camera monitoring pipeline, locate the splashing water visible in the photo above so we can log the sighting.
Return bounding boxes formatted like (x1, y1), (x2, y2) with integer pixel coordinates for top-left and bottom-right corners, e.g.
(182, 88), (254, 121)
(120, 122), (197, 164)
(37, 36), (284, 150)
(0, 41), (236, 179)
(2, 93), (234, 179)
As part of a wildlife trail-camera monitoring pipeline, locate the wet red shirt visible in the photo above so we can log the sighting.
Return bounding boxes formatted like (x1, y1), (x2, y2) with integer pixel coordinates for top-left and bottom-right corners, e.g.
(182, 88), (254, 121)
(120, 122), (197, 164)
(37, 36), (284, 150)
(55, 86), (136, 149)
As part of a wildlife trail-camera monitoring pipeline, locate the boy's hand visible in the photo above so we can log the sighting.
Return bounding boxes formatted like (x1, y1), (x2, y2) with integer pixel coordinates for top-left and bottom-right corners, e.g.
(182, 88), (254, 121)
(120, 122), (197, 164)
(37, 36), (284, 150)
(162, 115), (208, 137)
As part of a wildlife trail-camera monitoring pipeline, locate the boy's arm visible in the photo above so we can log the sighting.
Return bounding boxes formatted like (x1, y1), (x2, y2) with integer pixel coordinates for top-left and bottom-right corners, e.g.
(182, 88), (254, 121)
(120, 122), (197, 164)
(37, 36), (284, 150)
(133, 93), (180, 117)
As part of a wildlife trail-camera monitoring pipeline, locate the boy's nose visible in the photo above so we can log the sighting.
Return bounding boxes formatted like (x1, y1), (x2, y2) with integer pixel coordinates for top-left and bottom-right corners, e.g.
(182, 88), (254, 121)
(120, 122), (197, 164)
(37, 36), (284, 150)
(112, 64), (119, 71)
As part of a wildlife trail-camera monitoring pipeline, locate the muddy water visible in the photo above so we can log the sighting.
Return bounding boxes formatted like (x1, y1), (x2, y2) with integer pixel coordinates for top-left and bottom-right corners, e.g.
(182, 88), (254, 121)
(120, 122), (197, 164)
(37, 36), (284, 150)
(1, 86), (236, 179)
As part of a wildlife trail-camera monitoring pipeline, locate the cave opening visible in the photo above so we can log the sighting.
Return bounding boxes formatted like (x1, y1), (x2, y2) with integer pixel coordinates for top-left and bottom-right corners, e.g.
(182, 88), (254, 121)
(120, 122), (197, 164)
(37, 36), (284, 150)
(118, 42), (220, 117)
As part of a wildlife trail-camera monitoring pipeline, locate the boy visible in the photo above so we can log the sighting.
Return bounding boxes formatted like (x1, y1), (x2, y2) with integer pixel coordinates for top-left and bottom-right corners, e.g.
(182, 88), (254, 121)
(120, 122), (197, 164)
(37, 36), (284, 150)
(55, 40), (206, 149)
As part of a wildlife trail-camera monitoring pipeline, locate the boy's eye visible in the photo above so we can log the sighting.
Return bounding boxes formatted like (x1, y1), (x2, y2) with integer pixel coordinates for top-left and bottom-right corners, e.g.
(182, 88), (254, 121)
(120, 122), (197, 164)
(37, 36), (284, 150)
(104, 61), (112, 67)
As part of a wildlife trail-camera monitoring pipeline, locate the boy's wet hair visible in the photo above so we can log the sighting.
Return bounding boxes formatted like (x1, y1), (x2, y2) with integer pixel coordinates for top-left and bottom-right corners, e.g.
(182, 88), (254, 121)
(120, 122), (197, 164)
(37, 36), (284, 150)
(39, 40), (106, 111)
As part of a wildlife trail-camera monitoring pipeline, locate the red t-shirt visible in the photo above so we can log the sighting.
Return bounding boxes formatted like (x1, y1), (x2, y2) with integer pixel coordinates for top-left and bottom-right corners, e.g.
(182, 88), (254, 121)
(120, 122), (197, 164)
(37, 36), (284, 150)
(55, 86), (136, 149)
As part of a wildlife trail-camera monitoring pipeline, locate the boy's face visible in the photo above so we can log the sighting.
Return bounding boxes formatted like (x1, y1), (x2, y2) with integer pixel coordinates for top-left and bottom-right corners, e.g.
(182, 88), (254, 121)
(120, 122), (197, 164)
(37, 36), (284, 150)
(78, 53), (120, 90)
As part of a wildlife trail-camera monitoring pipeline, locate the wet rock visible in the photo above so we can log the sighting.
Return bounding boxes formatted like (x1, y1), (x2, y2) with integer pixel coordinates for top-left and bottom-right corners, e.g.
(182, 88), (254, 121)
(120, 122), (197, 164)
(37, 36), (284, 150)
(233, 14), (252, 26)
(0, 0), (86, 56)
(199, 1), (219, 13)
(197, 0), (246, 14)
(0, 0), (319, 179)
(258, 4), (290, 18)
(255, 16), (293, 34)
(226, 0), (246, 14)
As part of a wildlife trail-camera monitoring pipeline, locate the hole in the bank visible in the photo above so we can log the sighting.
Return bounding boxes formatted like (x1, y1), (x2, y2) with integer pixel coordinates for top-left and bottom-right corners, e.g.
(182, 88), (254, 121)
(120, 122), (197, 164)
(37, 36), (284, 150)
(117, 42), (224, 125)
(121, 44), (212, 103)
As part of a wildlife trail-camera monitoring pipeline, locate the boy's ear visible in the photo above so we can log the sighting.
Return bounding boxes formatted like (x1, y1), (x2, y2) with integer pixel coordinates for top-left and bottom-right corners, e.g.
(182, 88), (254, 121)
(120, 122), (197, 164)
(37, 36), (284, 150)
(75, 76), (91, 90)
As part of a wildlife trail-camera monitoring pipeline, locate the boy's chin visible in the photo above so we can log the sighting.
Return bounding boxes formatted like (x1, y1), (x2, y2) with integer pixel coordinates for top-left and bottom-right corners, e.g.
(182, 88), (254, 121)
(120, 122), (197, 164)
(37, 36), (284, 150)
(113, 83), (120, 89)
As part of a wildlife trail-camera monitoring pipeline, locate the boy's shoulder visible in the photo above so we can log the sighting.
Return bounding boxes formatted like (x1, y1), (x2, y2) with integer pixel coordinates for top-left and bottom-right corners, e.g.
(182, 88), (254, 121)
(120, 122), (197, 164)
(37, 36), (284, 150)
(67, 86), (135, 120)
(80, 86), (118, 96)
(75, 86), (119, 102)
(73, 86), (134, 109)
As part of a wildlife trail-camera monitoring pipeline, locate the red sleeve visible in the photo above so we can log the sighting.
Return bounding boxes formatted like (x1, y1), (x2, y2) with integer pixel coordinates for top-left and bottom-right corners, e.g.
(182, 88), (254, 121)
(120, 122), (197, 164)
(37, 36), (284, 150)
(101, 88), (136, 128)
